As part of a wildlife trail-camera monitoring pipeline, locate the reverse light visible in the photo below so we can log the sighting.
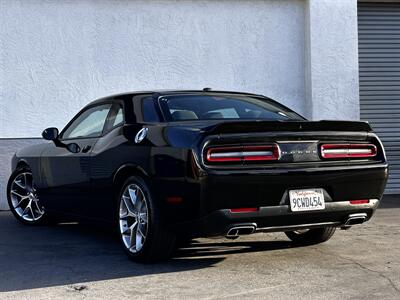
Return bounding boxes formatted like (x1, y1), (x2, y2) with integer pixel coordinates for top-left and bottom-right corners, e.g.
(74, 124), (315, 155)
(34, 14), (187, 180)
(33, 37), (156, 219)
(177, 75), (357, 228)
(230, 207), (259, 213)
(349, 200), (370, 205)
(320, 144), (377, 159)
(206, 145), (280, 163)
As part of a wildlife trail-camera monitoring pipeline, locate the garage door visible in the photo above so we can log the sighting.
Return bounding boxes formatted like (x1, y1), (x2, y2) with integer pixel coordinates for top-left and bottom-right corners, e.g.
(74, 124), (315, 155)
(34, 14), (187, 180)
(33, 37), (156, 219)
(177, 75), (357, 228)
(359, 2), (400, 194)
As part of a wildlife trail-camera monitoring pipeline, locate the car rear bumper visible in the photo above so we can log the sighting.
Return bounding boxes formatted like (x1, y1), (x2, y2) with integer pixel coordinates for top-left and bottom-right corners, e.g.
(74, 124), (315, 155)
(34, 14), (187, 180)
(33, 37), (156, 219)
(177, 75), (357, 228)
(200, 164), (387, 212)
(173, 199), (380, 237)
(154, 163), (387, 229)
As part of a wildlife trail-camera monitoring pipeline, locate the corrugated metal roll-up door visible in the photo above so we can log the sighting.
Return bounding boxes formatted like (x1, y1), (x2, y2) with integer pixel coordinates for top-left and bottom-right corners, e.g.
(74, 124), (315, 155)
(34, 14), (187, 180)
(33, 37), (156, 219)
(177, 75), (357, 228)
(359, 2), (400, 194)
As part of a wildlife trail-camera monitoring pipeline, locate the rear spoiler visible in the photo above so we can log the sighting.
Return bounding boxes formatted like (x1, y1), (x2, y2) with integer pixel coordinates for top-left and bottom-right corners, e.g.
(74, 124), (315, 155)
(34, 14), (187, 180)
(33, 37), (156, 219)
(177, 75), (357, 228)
(208, 120), (373, 134)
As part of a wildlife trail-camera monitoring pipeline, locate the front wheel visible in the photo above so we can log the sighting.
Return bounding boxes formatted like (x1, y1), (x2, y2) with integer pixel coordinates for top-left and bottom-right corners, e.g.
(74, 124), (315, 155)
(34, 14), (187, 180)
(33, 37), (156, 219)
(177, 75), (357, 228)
(285, 227), (336, 245)
(7, 168), (46, 225)
(117, 176), (176, 262)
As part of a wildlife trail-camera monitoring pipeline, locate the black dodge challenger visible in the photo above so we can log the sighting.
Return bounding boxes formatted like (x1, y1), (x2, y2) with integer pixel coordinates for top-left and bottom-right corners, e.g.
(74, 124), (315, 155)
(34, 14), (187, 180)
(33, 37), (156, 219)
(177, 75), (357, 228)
(7, 90), (388, 262)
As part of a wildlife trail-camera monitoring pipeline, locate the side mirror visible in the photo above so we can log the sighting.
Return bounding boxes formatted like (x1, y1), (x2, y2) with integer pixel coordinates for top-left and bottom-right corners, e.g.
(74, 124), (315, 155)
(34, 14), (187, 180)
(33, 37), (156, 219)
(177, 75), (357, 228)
(42, 127), (59, 141)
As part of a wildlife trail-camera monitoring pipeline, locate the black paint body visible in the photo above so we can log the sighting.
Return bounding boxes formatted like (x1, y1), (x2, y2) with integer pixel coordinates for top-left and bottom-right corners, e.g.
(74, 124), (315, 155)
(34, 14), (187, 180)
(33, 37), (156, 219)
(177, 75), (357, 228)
(11, 91), (388, 237)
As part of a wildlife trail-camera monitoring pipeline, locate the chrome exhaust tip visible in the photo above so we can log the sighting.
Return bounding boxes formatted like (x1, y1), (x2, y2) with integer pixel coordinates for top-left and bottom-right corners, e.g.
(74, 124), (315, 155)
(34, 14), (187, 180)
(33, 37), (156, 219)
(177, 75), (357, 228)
(344, 213), (367, 227)
(226, 224), (256, 238)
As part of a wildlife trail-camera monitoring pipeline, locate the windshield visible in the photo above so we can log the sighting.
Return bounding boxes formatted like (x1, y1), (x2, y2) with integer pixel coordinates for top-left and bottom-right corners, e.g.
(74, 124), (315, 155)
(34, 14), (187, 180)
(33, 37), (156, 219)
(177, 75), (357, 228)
(158, 94), (304, 122)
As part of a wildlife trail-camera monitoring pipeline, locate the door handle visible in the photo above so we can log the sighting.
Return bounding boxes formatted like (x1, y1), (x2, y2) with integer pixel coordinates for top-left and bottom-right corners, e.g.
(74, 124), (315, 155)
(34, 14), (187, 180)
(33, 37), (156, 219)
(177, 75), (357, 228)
(82, 145), (91, 153)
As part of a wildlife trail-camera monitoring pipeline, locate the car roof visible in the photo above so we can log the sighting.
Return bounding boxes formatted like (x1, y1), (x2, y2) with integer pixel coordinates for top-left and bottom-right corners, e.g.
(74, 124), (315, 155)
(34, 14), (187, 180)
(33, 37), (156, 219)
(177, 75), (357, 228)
(86, 89), (267, 106)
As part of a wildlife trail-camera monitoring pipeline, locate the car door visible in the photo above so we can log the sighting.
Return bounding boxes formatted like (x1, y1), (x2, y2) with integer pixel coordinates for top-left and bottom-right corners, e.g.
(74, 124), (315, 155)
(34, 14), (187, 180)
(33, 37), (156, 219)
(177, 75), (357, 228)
(39, 103), (113, 216)
(87, 101), (127, 220)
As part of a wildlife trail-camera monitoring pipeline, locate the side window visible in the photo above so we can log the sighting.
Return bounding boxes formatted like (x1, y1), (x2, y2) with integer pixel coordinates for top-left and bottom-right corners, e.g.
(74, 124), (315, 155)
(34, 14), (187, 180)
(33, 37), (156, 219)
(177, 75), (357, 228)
(143, 97), (160, 122)
(62, 104), (112, 139)
(112, 105), (124, 127)
(103, 103), (125, 134)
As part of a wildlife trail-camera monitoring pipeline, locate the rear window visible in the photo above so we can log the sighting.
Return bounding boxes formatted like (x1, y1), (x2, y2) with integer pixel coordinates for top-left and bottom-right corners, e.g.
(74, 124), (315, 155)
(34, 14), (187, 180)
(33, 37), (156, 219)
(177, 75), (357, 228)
(158, 94), (304, 121)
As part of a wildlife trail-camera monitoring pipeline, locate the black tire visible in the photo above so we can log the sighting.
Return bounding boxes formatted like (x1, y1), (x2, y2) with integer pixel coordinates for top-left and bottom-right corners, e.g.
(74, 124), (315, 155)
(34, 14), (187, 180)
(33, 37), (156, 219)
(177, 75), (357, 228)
(285, 227), (336, 245)
(175, 235), (194, 248)
(7, 167), (47, 226)
(117, 176), (176, 262)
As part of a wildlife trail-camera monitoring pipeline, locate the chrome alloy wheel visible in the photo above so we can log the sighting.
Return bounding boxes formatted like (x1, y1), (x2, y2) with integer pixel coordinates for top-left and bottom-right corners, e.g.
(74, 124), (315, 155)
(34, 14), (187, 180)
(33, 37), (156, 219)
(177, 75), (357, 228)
(9, 172), (45, 222)
(119, 184), (149, 253)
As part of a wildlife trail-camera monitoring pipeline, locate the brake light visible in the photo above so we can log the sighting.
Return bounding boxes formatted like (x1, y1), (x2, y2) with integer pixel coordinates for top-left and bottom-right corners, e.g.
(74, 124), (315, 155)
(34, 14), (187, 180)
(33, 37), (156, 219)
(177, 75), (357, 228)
(320, 144), (377, 159)
(230, 207), (259, 213)
(206, 145), (280, 163)
(350, 200), (369, 205)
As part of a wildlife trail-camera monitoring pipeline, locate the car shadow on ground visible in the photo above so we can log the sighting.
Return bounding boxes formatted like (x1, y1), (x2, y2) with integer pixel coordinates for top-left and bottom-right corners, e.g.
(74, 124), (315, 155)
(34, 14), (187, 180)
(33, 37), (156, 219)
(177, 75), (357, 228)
(175, 239), (295, 258)
(0, 212), (296, 292)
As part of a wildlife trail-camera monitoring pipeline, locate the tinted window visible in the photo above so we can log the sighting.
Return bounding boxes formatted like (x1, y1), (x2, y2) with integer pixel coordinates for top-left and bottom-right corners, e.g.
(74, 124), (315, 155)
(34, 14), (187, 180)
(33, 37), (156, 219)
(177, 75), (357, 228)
(103, 103), (125, 134)
(111, 105), (124, 127)
(158, 95), (303, 121)
(62, 104), (112, 139)
(143, 98), (160, 122)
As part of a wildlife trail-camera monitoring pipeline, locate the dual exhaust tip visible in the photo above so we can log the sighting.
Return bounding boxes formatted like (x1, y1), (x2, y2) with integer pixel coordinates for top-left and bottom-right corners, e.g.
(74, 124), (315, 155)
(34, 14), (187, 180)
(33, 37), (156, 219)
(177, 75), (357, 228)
(226, 224), (256, 238)
(343, 213), (367, 227)
(226, 213), (368, 238)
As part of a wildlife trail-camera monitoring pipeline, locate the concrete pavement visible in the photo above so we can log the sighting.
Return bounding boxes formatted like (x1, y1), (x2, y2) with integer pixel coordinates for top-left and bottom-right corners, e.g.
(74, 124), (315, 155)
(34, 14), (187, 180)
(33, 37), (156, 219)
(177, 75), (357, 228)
(0, 197), (399, 299)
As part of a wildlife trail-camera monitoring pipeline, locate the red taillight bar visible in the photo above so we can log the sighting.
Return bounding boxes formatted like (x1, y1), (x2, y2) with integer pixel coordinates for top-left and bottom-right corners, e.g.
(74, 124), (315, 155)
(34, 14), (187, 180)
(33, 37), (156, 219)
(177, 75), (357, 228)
(230, 207), (259, 213)
(206, 145), (280, 163)
(321, 144), (377, 159)
(350, 199), (369, 205)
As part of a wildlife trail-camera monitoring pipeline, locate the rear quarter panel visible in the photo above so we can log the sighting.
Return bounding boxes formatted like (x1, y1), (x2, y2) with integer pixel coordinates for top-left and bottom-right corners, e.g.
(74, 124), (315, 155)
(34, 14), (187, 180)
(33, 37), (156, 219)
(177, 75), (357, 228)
(90, 124), (198, 221)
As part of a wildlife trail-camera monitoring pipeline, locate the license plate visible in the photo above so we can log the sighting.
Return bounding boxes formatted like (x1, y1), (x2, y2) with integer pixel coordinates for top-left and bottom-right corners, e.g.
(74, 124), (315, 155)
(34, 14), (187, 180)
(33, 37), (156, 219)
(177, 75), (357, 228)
(289, 189), (325, 212)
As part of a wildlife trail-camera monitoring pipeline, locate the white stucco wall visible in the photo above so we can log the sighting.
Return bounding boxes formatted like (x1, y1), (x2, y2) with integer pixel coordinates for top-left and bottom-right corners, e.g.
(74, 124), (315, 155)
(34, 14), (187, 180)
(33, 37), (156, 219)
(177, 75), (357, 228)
(0, 0), (306, 138)
(0, 0), (362, 209)
(305, 0), (360, 120)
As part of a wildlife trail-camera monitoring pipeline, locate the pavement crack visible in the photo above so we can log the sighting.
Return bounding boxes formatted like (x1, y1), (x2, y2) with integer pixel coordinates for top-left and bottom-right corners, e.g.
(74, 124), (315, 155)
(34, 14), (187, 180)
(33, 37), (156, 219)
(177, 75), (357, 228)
(68, 284), (88, 292)
(313, 248), (400, 295)
(203, 284), (289, 299)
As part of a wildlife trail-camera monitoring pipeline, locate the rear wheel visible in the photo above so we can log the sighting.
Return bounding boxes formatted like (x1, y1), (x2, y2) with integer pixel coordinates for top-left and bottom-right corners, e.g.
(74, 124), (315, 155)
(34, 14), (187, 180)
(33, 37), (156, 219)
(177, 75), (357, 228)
(285, 227), (336, 245)
(175, 235), (194, 248)
(7, 168), (46, 225)
(118, 176), (176, 262)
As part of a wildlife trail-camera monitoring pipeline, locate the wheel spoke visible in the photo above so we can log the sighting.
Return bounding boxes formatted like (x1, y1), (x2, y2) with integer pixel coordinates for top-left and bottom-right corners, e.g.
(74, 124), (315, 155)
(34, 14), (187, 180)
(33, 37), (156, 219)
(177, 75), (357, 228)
(129, 221), (138, 249)
(139, 212), (148, 224)
(119, 210), (129, 219)
(122, 195), (135, 214)
(14, 180), (25, 189)
(121, 226), (130, 236)
(23, 173), (27, 187)
(137, 201), (144, 215)
(15, 196), (29, 208)
(136, 227), (145, 250)
(11, 190), (27, 198)
(128, 187), (138, 207)
(22, 205), (30, 217)
(138, 222), (146, 237)
(33, 201), (44, 215)
(29, 206), (36, 220)
(25, 173), (34, 190)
